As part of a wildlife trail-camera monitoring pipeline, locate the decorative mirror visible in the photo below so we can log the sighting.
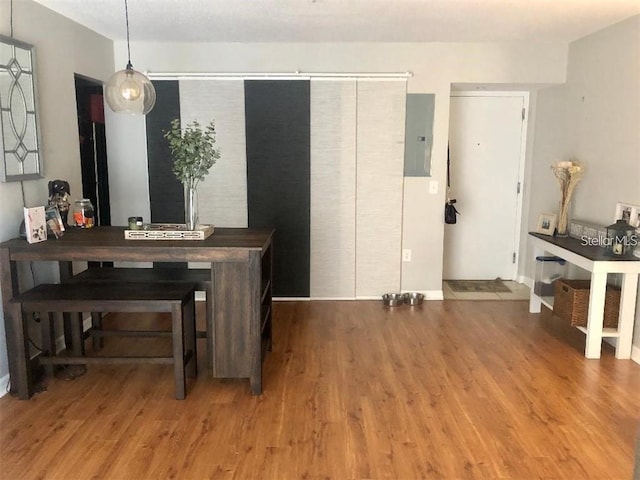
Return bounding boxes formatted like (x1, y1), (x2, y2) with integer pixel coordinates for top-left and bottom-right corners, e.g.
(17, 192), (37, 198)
(0, 35), (43, 182)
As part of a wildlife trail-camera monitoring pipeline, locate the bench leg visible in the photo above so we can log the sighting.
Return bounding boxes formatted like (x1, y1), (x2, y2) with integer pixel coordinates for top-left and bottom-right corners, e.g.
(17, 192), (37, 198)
(172, 303), (186, 400)
(91, 312), (104, 351)
(63, 312), (73, 354)
(71, 312), (84, 356)
(185, 294), (197, 379)
(40, 312), (56, 377)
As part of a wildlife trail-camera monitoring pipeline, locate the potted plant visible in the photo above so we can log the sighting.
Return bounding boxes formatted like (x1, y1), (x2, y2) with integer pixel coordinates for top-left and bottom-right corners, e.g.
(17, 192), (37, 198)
(164, 118), (221, 230)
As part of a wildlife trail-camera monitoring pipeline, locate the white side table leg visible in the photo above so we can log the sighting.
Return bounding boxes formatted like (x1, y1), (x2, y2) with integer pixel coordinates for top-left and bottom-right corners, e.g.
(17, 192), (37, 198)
(585, 272), (607, 359)
(529, 244), (544, 313)
(615, 273), (638, 359)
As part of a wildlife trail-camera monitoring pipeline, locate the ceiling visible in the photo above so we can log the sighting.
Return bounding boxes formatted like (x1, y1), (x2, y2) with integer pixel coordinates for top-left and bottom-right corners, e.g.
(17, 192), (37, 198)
(34, 0), (640, 43)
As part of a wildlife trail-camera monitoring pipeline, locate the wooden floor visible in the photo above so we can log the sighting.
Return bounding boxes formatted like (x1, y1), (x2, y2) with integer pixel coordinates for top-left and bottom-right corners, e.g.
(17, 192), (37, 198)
(0, 300), (639, 479)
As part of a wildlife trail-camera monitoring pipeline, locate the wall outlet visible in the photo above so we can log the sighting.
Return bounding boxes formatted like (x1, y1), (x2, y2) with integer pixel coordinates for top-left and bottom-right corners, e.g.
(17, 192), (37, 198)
(403, 249), (412, 262)
(429, 180), (438, 194)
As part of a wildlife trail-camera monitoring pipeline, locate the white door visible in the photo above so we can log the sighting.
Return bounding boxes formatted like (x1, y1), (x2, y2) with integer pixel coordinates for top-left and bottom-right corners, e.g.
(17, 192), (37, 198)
(443, 94), (525, 280)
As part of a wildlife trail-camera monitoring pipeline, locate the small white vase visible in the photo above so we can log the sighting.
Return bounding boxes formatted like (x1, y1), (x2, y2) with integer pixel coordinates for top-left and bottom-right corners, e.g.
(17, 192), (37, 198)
(185, 186), (199, 230)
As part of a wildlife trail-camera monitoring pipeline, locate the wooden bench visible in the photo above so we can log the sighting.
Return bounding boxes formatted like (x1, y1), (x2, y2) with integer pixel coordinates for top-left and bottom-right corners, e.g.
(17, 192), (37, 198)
(10, 282), (197, 400)
(64, 267), (213, 372)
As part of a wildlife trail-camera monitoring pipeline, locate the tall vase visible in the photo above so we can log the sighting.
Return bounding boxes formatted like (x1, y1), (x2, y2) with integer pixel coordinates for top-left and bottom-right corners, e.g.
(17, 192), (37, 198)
(557, 200), (570, 236)
(185, 186), (199, 230)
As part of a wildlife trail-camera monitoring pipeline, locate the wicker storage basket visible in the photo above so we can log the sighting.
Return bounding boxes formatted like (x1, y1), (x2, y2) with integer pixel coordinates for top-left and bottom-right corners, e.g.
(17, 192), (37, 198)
(553, 279), (620, 328)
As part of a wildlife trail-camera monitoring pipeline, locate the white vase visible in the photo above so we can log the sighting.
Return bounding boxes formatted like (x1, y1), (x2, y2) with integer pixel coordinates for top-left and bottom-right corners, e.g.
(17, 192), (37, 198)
(185, 186), (199, 230)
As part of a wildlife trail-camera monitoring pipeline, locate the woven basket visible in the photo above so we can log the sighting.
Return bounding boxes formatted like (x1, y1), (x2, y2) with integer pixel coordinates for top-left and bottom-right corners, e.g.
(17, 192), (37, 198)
(553, 279), (620, 328)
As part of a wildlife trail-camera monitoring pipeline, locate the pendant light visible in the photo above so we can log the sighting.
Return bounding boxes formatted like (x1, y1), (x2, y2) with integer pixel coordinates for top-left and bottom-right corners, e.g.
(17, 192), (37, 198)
(105, 0), (156, 115)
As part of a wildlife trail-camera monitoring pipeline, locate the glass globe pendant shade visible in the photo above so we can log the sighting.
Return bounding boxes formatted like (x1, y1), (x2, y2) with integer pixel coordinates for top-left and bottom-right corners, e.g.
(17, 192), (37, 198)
(105, 63), (156, 115)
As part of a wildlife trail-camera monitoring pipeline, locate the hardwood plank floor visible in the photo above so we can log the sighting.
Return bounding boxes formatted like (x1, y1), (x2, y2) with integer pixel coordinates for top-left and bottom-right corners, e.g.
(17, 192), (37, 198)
(0, 300), (638, 479)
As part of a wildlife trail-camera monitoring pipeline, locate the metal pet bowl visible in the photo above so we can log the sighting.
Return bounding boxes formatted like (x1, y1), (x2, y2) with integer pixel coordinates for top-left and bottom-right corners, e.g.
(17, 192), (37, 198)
(382, 293), (404, 307)
(403, 292), (424, 306)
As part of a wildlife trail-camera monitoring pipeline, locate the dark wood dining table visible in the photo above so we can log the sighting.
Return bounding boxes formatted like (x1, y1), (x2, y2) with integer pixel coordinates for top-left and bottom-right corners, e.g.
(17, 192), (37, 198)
(0, 226), (274, 397)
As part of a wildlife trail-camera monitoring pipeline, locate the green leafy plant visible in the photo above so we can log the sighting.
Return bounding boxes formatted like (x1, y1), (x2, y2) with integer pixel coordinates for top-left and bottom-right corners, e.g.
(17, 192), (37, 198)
(163, 118), (221, 190)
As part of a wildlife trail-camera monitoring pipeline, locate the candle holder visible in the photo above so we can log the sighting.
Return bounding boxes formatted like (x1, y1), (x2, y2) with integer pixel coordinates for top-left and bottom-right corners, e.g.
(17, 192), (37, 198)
(605, 219), (636, 258)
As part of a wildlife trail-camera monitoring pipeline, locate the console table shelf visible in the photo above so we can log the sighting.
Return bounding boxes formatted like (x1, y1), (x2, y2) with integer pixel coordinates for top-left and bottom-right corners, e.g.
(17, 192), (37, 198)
(528, 232), (640, 359)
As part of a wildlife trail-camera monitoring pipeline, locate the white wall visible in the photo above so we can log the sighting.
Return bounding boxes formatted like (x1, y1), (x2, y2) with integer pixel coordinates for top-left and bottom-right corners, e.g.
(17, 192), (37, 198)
(108, 41), (568, 296)
(528, 15), (640, 353)
(0, 0), (114, 384)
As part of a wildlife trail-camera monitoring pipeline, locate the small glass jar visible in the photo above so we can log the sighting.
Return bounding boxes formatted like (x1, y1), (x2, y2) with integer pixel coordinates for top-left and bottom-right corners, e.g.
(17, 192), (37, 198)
(128, 216), (143, 230)
(73, 199), (95, 228)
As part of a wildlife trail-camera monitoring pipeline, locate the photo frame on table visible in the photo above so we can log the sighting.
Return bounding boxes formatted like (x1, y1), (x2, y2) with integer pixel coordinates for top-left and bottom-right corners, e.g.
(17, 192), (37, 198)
(23, 206), (46, 244)
(536, 213), (557, 236)
(45, 205), (65, 238)
(615, 202), (640, 258)
(614, 202), (639, 227)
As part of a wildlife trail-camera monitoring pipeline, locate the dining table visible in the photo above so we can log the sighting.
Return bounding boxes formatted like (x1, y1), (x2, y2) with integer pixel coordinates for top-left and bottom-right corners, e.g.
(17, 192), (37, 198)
(0, 226), (274, 397)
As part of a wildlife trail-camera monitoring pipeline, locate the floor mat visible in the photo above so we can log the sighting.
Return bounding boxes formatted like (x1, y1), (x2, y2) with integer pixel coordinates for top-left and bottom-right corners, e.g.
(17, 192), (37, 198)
(446, 279), (511, 293)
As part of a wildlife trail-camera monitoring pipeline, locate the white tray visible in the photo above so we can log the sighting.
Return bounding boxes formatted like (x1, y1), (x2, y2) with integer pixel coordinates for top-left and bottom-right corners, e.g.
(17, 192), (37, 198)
(124, 224), (214, 240)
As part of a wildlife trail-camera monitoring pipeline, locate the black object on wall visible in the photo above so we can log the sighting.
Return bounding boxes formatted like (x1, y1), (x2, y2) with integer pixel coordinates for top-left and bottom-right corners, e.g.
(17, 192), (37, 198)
(146, 80), (184, 224)
(245, 80), (311, 297)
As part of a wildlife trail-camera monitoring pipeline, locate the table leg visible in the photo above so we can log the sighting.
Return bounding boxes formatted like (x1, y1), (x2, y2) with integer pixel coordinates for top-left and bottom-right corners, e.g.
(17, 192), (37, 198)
(58, 262), (75, 352)
(9, 302), (33, 399)
(248, 251), (262, 395)
(0, 247), (25, 396)
(529, 244), (544, 313)
(585, 272), (607, 359)
(615, 273), (638, 359)
(207, 267), (215, 376)
(212, 255), (263, 395)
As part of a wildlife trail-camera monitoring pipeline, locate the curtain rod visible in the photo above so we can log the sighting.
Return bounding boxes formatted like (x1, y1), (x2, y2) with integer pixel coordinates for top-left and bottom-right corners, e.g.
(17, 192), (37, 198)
(146, 71), (413, 80)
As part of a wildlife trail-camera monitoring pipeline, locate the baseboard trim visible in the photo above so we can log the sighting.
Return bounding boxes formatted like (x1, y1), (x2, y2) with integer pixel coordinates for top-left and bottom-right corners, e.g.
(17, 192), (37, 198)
(310, 297), (357, 301)
(520, 275), (534, 289)
(0, 374), (9, 398)
(632, 345), (640, 365)
(356, 291), (444, 301)
(421, 290), (444, 300)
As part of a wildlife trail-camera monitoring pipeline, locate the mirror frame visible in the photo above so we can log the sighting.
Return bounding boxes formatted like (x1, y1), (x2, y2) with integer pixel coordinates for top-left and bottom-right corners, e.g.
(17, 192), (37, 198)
(0, 34), (44, 182)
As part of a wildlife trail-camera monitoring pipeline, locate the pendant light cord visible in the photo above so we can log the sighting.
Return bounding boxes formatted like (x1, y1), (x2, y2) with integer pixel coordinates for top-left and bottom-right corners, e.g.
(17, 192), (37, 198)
(125, 0), (133, 68)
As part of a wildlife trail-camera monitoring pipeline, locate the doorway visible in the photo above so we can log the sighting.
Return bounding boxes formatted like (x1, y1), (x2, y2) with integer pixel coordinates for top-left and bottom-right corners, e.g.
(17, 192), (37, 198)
(74, 75), (111, 227)
(443, 92), (528, 284)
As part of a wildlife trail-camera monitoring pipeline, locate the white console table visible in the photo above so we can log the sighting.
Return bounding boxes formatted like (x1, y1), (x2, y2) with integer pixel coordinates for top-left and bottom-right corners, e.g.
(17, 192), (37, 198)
(528, 232), (640, 359)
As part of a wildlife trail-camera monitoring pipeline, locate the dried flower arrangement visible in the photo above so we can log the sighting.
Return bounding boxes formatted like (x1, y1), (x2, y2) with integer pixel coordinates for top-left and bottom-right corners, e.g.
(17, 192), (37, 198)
(551, 160), (584, 236)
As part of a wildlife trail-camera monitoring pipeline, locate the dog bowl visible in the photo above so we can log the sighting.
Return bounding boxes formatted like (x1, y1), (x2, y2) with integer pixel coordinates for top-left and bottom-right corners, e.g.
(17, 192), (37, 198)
(382, 293), (404, 307)
(403, 292), (424, 306)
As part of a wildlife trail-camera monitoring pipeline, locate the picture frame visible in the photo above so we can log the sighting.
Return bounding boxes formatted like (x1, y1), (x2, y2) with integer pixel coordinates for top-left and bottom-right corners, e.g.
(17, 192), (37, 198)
(614, 202), (640, 258)
(23, 206), (46, 244)
(536, 213), (557, 236)
(614, 202), (639, 226)
(45, 205), (65, 238)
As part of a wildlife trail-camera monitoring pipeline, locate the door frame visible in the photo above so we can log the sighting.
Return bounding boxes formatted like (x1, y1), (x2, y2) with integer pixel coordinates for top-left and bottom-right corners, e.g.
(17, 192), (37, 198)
(74, 73), (111, 227)
(448, 90), (530, 280)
